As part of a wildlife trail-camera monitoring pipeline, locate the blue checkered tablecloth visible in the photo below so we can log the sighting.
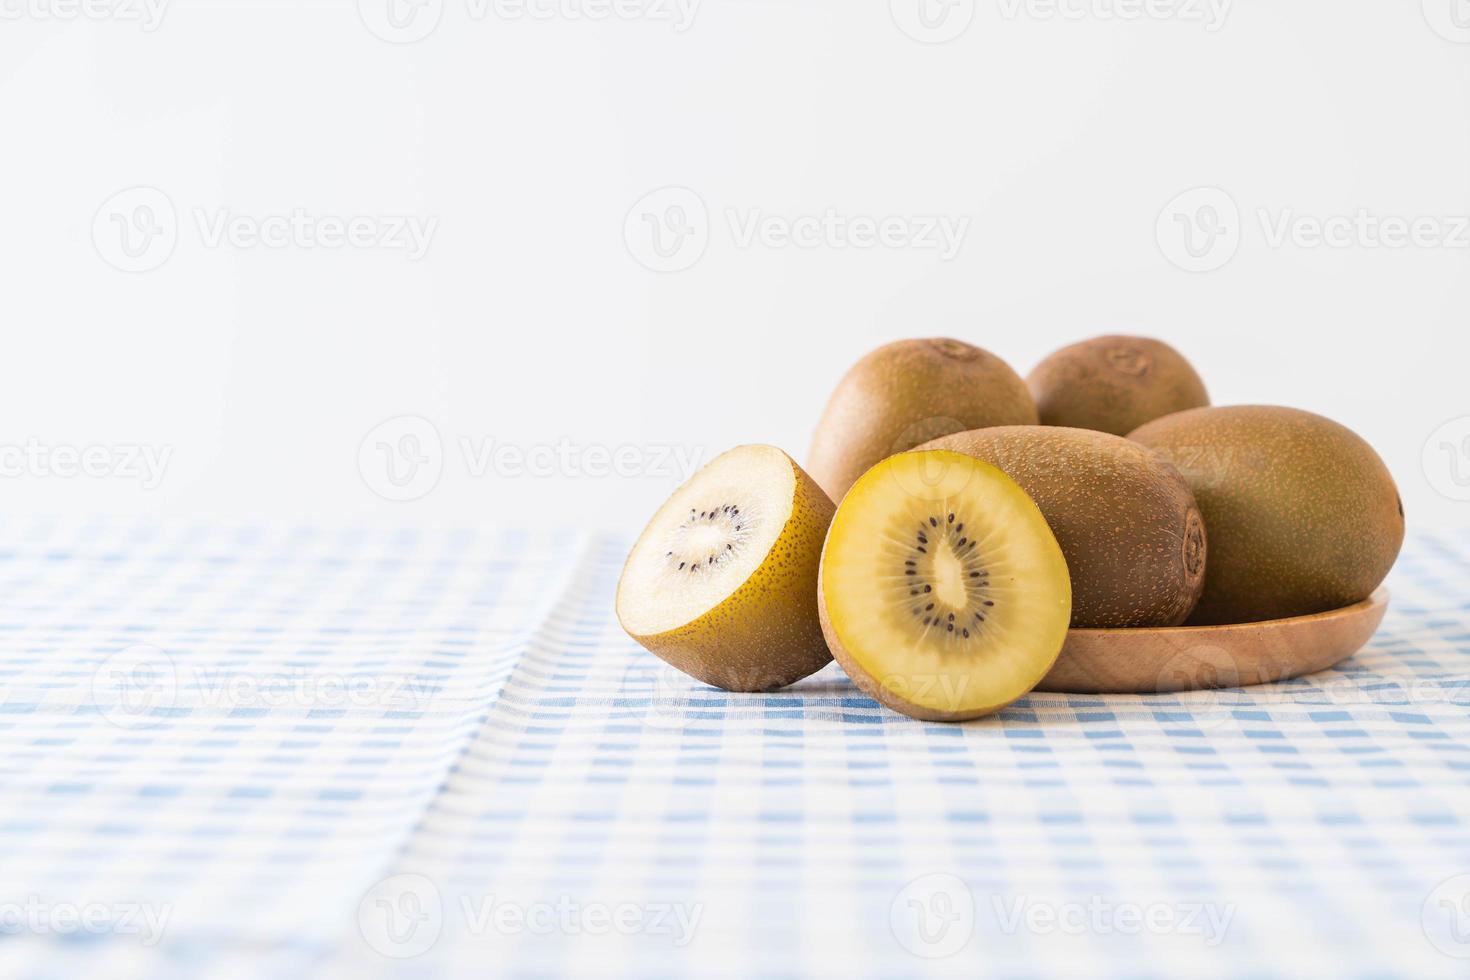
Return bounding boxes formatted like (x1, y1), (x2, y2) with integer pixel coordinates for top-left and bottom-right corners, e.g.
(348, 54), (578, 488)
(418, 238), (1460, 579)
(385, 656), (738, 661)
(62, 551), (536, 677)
(1, 518), (1467, 978)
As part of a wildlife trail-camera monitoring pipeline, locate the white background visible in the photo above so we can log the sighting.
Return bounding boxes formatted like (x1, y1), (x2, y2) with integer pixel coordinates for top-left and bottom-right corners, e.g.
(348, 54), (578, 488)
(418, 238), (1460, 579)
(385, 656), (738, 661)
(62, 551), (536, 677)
(2, 0), (1467, 532)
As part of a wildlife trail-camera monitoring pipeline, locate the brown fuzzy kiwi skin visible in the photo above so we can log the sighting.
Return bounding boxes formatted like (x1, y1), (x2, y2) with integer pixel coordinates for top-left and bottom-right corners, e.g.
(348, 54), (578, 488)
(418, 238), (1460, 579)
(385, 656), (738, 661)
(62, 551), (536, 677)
(917, 426), (1207, 628)
(1028, 335), (1209, 436)
(1128, 406), (1404, 626)
(617, 451), (837, 693)
(807, 338), (1037, 503)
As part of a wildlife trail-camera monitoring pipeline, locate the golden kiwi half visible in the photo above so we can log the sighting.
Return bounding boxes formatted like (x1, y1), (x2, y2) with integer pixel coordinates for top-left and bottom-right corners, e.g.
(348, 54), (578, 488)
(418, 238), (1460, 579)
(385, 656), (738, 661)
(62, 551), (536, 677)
(819, 450), (1072, 722)
(616, 444), (836, 692)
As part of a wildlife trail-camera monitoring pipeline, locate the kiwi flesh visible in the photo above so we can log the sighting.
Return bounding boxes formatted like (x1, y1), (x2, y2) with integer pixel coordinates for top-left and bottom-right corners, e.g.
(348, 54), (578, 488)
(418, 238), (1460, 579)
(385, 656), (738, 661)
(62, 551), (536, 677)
(1128, 406), (1404, 625)
(617, 445), (836, 692)
(807, 338), (1037, 503)
(1028, 335), (1209, 436)
(819, 450), (1071, 721)
(918, 426), (1206, 628)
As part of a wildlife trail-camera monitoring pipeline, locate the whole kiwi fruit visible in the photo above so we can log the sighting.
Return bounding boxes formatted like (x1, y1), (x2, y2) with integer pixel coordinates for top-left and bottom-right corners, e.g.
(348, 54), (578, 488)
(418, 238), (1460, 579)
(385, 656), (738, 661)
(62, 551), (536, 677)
(1129, 405), (1404, 625)
(1028, 335), (1209, 436)
(807, 338), (1037, 503)
(919, 426), (1207, 628)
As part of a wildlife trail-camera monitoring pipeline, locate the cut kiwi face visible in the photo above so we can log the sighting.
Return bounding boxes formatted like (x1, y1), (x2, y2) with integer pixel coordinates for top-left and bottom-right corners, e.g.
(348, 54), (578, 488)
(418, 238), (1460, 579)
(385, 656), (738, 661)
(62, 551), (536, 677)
(819, 450), (1071, 722)
(617, 444), (836, 692)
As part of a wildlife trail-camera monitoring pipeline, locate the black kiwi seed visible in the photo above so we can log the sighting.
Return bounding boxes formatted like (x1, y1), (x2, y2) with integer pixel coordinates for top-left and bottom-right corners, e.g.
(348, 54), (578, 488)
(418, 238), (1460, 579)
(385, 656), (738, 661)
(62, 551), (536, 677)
(890, 507), (996, 644)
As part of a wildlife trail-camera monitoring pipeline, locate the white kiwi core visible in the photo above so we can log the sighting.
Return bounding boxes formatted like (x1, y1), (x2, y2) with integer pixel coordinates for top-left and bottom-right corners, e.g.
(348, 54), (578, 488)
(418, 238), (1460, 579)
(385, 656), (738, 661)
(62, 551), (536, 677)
(617, 445), (795, 637)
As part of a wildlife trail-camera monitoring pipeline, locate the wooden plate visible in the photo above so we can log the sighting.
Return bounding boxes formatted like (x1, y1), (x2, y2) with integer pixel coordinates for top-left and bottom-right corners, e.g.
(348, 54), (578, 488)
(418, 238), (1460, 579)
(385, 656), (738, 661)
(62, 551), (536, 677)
(1035, 589), (1389, 695)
